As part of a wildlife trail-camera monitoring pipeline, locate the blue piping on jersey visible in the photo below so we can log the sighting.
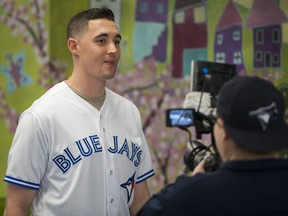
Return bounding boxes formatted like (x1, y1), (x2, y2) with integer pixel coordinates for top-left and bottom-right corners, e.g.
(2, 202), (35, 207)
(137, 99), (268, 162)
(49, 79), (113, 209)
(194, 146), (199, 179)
(4, 175), (40, 190)
(136, 169), (155, 184)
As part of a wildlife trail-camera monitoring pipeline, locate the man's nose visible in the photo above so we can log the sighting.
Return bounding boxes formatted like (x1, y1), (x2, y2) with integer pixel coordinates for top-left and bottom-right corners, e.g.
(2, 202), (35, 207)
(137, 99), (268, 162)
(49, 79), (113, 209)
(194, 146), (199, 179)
(108, 42), (117, 54)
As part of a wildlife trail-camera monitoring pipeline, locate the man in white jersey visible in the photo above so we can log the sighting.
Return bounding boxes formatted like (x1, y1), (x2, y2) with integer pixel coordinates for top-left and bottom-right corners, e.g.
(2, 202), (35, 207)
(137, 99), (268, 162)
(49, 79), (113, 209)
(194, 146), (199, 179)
(4, 8), (155, 216)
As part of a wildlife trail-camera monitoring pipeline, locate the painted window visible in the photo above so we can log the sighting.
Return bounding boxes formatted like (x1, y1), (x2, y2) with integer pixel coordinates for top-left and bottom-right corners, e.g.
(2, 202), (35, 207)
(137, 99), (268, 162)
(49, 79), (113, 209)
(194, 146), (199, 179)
(156, 2), (164, 13)
(273, 54), (279, 64)
(216, 52), (225, 63)
(255, 51), (262, 61)
(194, 6), (206, 23)
(233, 51), (242, 64)
(256, 29), (264, 44)
(140, 2), (148, 13)
(175, 11), (184, 24)
(233, 30), (240, 41)
(272, 28), (280, 43)
(216, 34), (223, 45)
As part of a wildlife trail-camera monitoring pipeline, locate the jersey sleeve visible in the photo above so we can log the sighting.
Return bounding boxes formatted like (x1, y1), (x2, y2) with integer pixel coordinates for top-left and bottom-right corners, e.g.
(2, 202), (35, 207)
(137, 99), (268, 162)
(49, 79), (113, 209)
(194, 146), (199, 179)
(135, 129), (155, 184)
(133, 105), (155, 184)
(4, 111), (48, 190)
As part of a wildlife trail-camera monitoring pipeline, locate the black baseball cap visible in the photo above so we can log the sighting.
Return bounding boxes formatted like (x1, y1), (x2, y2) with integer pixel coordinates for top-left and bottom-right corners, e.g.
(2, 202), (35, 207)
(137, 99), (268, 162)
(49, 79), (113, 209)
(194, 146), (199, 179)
(216, 76), (288, 152)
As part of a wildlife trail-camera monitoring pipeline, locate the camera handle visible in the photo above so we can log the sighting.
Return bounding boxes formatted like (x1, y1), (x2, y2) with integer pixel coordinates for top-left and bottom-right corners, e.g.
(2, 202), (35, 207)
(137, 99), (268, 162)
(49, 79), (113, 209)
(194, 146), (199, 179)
(179, 111), (222, 172)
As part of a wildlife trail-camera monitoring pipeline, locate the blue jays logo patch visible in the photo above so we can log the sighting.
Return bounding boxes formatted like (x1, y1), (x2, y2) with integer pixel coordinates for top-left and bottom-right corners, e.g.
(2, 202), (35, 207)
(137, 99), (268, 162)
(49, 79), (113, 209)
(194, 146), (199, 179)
(120, 172), (136, 203)
(249, 102), (278, 131)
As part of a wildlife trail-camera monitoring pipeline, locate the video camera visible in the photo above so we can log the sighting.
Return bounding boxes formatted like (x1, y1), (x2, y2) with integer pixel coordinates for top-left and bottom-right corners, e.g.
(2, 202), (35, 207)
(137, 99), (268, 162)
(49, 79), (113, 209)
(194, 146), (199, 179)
(166, 60), (236, 172)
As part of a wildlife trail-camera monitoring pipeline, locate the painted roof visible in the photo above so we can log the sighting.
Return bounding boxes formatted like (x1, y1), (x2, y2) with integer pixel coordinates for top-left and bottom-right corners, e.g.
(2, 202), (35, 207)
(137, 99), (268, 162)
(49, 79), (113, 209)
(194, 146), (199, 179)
(246, 0), (287, 28)
(217, 0), (242, 30)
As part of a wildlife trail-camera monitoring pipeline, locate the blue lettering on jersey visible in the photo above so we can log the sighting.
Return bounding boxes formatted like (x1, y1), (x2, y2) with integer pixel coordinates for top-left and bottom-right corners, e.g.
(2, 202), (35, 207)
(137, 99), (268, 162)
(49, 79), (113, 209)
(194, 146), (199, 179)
(76, 138), (92, 157)
(108, 136), (119, 153)
(134, 150), (142, 167)
(64, 147), (82, 164)
(52, 135), (142, 173)
(52, 155), (71, 173)
(52, 134), (102, 173)
(130, 143), (140, 162)
(108, 136), (142, 167)
(118, 139), (129, 157)
(89, 135), (103, 152)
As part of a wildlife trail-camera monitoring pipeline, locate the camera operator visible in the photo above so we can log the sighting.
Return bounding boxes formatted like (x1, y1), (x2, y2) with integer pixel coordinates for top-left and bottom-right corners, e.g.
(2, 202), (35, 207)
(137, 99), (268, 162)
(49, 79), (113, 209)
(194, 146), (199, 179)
(138, 76), (288, 215)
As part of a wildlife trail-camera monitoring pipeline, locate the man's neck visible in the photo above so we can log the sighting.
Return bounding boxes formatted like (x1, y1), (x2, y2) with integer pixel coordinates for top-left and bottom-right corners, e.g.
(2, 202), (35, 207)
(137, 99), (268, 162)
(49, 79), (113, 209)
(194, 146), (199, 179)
(66, 75), (105, 98)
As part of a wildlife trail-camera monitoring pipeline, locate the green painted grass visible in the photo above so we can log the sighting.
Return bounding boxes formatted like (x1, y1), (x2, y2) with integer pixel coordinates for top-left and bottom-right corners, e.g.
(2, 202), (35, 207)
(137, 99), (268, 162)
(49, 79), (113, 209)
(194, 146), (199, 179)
(0, 197), (5, 215)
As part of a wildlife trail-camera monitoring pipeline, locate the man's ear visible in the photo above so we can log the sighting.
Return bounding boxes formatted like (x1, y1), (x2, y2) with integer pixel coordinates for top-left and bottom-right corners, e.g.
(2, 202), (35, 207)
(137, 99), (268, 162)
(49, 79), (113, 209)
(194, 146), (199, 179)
(67, 38), (79, 55)
(217, 118), (229, 140)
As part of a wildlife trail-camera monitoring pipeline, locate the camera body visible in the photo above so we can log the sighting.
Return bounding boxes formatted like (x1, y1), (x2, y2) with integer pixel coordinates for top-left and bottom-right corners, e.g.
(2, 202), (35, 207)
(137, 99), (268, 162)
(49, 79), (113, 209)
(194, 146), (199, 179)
(165, 108), (220, 172)
(165, 61), (237, 172)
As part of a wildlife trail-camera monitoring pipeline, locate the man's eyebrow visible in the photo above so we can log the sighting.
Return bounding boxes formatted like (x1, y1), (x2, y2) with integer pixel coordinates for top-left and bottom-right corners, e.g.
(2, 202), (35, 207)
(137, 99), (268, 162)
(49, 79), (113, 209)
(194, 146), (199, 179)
(95, 33), (122, 40)
(116, 34), (122, 40)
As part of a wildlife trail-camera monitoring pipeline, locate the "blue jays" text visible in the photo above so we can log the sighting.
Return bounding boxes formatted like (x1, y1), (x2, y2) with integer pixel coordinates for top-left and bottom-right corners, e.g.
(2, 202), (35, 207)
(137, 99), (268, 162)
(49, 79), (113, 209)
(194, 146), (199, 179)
(52, 135), (142, 173)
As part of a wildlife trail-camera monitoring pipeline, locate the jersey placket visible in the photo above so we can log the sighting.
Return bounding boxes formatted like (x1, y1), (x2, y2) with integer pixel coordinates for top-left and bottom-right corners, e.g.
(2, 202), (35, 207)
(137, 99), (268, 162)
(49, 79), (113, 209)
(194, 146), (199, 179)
(100, 113), (119, 215)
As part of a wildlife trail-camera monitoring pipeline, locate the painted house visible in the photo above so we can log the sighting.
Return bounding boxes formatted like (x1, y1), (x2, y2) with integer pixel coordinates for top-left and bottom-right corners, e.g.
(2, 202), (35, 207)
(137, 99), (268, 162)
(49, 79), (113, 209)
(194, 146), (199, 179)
(246, 0), (287, 68)
(133, 0), (168, 64)
(214, 0), (245, 74)
(172, 0), (207, 78)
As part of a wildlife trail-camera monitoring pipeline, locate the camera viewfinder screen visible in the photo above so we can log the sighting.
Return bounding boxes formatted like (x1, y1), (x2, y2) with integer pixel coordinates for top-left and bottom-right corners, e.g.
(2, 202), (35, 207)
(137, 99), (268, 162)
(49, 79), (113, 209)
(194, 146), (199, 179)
(166, 109), (194, 127)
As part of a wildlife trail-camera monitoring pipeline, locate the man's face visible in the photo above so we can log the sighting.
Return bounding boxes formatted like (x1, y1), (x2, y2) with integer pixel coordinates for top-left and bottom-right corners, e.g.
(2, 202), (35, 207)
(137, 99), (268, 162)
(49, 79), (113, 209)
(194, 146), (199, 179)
(75, 19), (121, 82)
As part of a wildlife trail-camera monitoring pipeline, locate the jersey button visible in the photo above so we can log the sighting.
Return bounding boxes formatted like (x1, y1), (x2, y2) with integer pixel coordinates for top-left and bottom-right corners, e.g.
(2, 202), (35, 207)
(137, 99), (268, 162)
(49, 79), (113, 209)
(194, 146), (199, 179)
(103, 128), (106, 133)
(110, 198), (114, 204)
(110, 170), (113, 175)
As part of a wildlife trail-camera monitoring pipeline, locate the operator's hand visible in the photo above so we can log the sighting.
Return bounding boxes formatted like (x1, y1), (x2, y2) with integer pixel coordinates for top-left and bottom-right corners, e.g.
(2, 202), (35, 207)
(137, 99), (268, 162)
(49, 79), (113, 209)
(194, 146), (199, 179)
(192, 160), (206, 175)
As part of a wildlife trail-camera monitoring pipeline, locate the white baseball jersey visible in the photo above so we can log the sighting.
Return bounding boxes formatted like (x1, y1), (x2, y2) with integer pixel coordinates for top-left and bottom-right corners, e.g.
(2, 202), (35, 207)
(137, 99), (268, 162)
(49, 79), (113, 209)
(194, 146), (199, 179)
(4, 82), (155, 216)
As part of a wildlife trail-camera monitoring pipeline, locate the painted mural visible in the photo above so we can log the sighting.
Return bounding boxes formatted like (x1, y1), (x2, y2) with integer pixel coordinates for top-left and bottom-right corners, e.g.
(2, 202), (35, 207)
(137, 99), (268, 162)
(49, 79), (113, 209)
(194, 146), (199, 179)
(0, 0), (288, 200)
(0, 0), (67, 197)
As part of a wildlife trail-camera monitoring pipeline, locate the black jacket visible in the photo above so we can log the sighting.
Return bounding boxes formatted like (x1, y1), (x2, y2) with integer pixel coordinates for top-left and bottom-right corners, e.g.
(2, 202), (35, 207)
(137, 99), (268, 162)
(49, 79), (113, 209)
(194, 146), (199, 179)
(138, 159), (288, 216)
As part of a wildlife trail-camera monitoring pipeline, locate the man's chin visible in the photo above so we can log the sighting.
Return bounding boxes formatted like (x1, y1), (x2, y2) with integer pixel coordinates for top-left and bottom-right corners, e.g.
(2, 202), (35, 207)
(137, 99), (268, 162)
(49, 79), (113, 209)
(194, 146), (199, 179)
(103, 72), (116, 81)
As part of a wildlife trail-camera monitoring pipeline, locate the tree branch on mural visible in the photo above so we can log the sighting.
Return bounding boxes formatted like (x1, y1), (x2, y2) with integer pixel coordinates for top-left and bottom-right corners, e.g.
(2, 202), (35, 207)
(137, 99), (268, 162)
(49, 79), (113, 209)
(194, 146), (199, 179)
(0, 87), (19, 133)
(33, 0), (45, 51)
(152, 139), (174, 186)
(142, 90), (165, 131)
(122, 80), (158, 95)
(0, 0), (68, 134)
(0, 0), (67, 90)
(5, 12), (43, 52)
(141, 90), (174, 186)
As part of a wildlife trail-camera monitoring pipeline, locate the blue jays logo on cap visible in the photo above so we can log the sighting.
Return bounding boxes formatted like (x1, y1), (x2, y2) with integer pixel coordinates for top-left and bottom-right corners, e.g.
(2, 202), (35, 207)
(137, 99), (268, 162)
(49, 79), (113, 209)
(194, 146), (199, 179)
(121, 172), (136, 203)
(217, 76), (288, 151)
(249, 102), (278, 131)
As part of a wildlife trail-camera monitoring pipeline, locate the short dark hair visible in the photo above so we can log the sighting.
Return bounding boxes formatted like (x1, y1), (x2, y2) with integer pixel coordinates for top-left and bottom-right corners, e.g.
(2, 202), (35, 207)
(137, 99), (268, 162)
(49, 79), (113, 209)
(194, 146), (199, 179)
(67, 8), (115, 40)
